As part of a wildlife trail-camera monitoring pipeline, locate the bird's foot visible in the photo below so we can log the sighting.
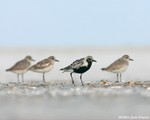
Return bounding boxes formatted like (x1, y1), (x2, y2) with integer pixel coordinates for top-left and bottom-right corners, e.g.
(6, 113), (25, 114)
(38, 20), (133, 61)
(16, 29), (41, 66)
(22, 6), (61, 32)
(115, 81), (119, 83)
(72, 83), (76, 87)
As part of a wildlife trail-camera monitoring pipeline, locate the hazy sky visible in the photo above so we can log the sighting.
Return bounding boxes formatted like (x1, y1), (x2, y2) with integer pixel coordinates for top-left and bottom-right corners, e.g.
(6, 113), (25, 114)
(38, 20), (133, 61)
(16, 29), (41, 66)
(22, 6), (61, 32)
(0, 0), (150, 47)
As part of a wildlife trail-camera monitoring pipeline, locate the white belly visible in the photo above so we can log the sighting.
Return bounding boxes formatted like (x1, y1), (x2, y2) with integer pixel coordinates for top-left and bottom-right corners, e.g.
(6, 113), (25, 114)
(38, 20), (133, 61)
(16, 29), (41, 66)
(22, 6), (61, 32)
(111, 65), (128, 73)
(32, 65), (54, 73)
(12, 70), (28, 74)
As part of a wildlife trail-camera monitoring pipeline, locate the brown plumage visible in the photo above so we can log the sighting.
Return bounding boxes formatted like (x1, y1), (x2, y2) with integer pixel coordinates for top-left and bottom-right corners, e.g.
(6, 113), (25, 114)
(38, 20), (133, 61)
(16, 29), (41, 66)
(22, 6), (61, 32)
(101, 55), (133, 82)
(30, 56), (59, 82)
(6, 56), (35, 83)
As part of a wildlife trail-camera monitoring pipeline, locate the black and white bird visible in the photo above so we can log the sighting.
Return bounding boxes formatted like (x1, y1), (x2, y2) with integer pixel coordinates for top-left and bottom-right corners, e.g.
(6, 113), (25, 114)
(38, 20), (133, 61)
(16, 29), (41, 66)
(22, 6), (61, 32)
(60, 56), (96, 86)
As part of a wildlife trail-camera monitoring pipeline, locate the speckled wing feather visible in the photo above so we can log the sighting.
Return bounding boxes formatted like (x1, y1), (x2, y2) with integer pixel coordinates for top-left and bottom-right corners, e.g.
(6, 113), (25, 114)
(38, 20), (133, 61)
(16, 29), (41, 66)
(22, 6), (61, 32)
(70, 58), (85, 69)
(106, 58), (127, 71)
(31, 59), (51, 70)
(61, 58), (85, 71)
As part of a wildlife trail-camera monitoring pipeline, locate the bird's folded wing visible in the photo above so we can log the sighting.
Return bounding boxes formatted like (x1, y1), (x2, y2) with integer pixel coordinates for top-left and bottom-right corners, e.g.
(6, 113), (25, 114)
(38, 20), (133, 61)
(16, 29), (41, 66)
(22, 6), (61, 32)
(70, 58), (85, 69)
(107, 59), (125, 70)
(10, 60), (30, 70)
(33, 59), (51, 69)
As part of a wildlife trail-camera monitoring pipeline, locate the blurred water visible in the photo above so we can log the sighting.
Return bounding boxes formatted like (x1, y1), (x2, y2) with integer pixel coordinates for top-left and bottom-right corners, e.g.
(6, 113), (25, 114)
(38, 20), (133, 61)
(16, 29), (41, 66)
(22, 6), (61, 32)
(0, 47), (150, 120)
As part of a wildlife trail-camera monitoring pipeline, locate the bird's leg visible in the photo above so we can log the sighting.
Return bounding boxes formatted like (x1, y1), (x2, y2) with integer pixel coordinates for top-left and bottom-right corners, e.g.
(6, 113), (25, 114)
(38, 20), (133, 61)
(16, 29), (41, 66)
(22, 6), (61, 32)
(120, 73), (122, 82)
(116, 73), (119, 83)
(80, 74), (84, 86)
(70, 73), (75, 86)
(17, 74), (20, 84)
(43, 73), (46, 83)
(21, 74), (24, 83)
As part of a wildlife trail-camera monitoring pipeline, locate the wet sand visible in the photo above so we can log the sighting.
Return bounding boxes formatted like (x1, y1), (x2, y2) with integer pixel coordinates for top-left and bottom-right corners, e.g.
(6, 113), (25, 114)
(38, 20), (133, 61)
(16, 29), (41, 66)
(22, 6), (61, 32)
(0, 80), (150, 120)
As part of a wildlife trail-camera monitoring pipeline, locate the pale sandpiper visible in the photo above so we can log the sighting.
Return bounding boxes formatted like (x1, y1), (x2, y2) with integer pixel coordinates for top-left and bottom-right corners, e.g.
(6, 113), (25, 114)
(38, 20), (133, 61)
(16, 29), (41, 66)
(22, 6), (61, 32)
(6, 56), (35, 83)
(30, 56), (59, 82)
(60, 56), (96, 86)
(101, 55), (133, 82)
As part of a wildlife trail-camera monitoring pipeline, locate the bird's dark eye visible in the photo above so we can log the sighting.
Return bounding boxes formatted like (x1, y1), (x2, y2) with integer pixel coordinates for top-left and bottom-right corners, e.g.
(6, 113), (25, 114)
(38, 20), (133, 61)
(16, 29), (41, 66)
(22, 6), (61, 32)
(88, 58), (92, 61)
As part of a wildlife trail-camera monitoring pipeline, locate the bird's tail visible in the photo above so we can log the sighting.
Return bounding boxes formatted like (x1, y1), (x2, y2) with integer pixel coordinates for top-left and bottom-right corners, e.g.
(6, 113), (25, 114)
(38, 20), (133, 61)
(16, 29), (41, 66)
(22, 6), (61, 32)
(6, 69), (11, 72)
(60, 66), (73, 73)
(101, 68), (107, 71)
(60, 68), (64, 71)
(60, 68), (67, 73)
(28, 67), (32, 71)
(29, 66), (35, 72)
(60, 66), (69, 71)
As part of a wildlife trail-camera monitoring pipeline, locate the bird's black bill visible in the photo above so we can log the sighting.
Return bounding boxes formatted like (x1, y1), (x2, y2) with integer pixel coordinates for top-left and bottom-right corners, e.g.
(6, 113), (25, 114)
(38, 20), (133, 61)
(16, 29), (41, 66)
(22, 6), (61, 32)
(55, 59), (59, 62)
(129, 58), (134, 61)
(92, 59), (97, 62)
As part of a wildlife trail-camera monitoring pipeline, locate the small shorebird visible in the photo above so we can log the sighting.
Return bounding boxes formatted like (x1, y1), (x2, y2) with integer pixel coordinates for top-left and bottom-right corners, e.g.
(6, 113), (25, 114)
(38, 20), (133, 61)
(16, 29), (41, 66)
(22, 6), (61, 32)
(30, 56), (59, 82)
(6, 56), (35, 83)
(101, 55), (133, 82)
(60, 56), (96, 86)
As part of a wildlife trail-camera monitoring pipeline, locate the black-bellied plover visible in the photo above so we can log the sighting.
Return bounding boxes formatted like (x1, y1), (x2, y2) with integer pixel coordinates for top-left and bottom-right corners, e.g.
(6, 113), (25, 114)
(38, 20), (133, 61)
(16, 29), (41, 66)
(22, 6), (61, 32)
(101, 55), (133, 82)
(30, 56), (59, 82)
(6, 56), (35, 83)
(60, 56), (96, 86)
